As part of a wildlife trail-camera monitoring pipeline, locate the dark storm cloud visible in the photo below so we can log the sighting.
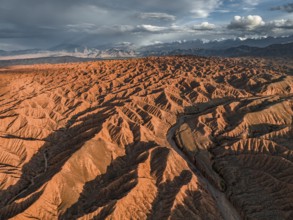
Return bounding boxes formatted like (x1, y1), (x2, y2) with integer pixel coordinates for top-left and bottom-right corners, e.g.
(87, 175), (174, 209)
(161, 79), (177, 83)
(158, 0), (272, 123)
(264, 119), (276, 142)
(92, 0), (221, 16)
(0, 0), (219, 27)
(0, 0), (292, 50)
(0, 0), (222, 49)
(271, 3), (293, 13)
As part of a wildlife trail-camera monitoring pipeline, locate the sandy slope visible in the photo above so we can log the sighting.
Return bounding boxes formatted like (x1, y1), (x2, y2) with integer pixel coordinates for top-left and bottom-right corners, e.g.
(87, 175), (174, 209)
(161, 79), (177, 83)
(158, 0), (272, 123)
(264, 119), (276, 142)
(0, 56), (292, 219)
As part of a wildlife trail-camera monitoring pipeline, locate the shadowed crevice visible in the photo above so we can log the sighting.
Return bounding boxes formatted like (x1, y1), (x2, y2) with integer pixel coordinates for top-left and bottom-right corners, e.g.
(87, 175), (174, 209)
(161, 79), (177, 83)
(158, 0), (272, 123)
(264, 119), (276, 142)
(150, 147), (170, 185)
(92, 201), (117, 220)
(147, 170), (192, 220)
(171, 189), (204, 219)
(60, 141), (157, 220)
(0, 189), (44, 219)
(0, 105), (114, 217)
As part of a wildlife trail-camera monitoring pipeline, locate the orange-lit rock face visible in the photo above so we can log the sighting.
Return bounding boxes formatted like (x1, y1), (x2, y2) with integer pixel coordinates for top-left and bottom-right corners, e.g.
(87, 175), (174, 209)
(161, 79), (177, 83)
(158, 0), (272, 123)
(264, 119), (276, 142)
(0, 56), (292, 219)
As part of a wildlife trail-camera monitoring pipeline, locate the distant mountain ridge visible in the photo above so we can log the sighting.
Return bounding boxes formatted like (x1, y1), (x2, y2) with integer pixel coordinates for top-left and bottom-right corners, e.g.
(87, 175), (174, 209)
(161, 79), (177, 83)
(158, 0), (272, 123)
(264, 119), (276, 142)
(223, 42), (293, 57)
(161, 42), (293, 58)
(139, 35), (293, 54)
(0, 36), (292, 61)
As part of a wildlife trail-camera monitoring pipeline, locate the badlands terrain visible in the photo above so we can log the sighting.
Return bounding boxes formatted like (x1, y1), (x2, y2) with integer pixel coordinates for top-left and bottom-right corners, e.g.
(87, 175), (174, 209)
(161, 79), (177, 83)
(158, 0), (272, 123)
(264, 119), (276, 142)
(0, 56), (292, 219)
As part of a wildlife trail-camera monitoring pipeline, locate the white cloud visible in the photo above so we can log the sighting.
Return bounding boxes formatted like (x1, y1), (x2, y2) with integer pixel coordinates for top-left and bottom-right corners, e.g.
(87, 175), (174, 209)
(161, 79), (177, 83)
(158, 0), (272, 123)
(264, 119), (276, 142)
(192, 9), (210, 18)
(226, 15), (293, 37)
(267, 19), (293, 29)
(191, 0), (222, 18)
(243, 0), (260, 6)
(193, 22), (216, 30)
(228, 15), (265, 30)
(135, 24), (168, 32)
(138, 13), (175, 21)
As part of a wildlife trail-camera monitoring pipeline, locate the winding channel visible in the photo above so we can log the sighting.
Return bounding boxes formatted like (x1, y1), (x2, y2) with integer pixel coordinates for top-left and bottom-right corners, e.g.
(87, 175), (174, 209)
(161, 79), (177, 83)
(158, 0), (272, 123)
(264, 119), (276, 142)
(167, 113), (241, 220)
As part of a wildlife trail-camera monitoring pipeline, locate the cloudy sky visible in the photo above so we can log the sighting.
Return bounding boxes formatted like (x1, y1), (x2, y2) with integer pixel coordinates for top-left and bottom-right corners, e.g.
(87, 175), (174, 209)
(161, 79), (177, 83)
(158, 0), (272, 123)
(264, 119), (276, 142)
(0, 0), (292, 50)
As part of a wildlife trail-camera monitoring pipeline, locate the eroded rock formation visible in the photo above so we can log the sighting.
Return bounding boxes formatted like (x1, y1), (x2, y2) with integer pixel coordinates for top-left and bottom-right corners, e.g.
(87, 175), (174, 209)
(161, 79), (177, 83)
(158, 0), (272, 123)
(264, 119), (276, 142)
(0, 56), (292, 219)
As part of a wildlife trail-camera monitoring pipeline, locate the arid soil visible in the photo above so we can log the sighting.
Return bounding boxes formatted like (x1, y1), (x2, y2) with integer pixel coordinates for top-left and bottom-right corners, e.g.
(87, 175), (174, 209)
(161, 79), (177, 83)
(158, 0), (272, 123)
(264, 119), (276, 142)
(0, 56), (292, 219)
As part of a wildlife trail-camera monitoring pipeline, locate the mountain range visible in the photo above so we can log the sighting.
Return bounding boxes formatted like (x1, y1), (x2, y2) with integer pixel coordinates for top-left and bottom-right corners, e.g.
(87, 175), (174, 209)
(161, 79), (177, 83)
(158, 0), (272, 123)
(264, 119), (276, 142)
(0, 36), (292, 65)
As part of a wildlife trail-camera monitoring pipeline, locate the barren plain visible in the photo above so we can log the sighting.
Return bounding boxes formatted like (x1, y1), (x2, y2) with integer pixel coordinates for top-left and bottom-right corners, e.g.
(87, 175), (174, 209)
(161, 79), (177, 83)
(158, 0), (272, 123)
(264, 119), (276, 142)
(0, 56), (292, 219)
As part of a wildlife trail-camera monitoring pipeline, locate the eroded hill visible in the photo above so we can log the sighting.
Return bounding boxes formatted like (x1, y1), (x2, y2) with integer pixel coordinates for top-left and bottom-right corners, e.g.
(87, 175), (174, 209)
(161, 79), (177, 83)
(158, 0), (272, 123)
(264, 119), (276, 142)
(0, 56), (292, 219)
